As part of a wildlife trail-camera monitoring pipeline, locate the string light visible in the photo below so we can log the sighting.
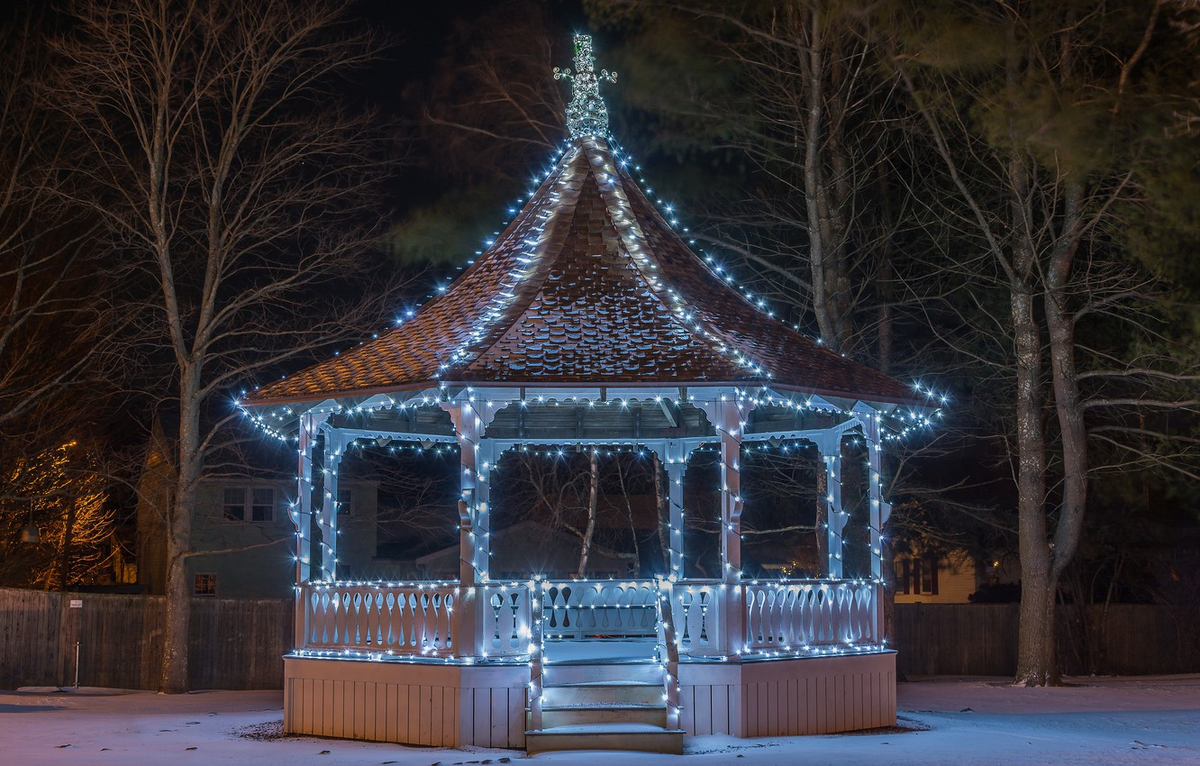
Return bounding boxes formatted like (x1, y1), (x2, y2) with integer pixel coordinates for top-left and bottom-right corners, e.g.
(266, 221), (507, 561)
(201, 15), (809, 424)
(238, 39), (932, 747)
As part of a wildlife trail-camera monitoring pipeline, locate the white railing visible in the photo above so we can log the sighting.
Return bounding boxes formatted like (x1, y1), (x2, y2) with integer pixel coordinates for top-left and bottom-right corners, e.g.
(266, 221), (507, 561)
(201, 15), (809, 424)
(481, 583), (532, 658)
(744, 580), (878, 652)
(671, 579), (725, 656)
(298, 578), (881, 660)
(301, 581), (532, 658)
(304, 582), (459, 656)
(540, 580), (658, 638)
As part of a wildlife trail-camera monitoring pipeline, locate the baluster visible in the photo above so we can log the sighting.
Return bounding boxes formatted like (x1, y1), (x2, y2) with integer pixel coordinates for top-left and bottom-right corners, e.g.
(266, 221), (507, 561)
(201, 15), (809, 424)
(424, 595), (439, 653)
(351, 591), (363, 646)
(767, 588), (783, 645)
(507, 591), (521, 650)
(677, 589), (693, 645)
(312, 590), (324, 645)
(405, 592), (418, 650)
(488, 591), (502, 651)
(384, 592), (396, 647)
(561, 585), (575, 634)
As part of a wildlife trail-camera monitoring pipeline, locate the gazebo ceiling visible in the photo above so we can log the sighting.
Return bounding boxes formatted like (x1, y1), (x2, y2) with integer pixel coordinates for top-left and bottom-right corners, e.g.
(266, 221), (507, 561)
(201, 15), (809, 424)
(244, 137), (914, 409)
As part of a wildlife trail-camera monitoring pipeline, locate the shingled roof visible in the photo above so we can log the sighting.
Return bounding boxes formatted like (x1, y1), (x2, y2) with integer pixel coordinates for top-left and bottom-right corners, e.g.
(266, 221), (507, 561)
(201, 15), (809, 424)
(244, 134), (912, 407)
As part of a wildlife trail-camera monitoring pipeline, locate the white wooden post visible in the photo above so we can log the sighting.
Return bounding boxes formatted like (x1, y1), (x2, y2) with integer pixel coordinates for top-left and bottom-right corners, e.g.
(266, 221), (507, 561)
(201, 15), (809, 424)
(294, 413), (317, 586)
(318, 430), (343, 582)
(442, 392), (503, 659)
(853, 403), (889, 580)
(855, 402), (890, 645)
(815, 433), (845, 579)
(664, 439), (692, 580)
(293, 410), (327, 649)
(442, 400), (485, 586)
(697, 397), (753, 658)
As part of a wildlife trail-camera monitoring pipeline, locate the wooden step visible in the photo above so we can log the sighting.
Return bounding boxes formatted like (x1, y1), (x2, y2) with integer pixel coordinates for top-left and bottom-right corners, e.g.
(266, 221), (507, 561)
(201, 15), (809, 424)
(525, 723), (684, 755)
(542, 680), (663, 707)
(541, 702), (667, 728)
(540, 661), (662, 685)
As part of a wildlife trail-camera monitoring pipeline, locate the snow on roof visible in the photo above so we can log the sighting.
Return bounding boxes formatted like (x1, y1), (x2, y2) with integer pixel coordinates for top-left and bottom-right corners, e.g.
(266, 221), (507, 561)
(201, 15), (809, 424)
(245, 137), (912, 408)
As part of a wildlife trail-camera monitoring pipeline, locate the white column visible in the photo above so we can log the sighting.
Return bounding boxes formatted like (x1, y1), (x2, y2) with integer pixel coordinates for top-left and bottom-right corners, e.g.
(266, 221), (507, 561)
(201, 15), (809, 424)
(475, 439), (495, 578)
(441, 394), (502, 586)
(664, 440), (692, 579)
(697, 396), (754, 657)
(292, 410), (326, 651)
(318, 430), (343, 582)
(815, 433), (846, 579)
(293, 411), (327, 585)
(854, 403), (889, 580)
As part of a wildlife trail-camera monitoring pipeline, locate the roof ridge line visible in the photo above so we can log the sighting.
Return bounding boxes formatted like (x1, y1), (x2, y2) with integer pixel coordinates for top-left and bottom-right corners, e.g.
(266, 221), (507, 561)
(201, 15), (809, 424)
(439, 145), (593, 379)
(582, 139), (770, 383)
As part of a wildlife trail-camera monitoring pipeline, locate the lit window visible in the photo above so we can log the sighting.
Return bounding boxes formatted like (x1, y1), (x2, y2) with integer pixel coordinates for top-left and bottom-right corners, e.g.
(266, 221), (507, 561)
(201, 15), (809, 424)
(194, 573), (217, 596)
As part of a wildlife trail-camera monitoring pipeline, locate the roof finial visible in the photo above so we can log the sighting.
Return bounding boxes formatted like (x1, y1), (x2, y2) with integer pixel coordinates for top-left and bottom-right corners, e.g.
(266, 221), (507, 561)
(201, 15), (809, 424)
(554, 34), (616, 141)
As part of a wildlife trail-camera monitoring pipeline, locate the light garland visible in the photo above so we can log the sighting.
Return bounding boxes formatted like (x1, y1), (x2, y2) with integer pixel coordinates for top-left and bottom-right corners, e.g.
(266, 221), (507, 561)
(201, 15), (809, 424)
(554, 34), (617, 141)
(232, 37), (947, 686)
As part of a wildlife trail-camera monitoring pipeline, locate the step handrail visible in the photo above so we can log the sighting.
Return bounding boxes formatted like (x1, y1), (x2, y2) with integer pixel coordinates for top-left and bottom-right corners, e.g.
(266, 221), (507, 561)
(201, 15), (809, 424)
(528, 580), (545, 731)
(654, 579), (681, 730)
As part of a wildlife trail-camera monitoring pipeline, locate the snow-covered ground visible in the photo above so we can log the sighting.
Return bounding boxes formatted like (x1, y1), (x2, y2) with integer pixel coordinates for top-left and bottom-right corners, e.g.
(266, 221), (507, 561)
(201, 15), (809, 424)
(2, 675), (1197, 765)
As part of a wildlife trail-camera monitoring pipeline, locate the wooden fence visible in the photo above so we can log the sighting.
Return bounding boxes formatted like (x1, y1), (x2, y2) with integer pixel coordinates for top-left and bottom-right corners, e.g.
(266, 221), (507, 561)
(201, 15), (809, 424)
(0, 588), (291, 691)
(3, 588), (1198, 690)
(894, 602), (1200, 677)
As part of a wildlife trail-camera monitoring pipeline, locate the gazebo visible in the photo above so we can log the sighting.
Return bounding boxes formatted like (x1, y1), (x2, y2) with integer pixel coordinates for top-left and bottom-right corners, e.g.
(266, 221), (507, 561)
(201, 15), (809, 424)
(241, 35), (934, 754)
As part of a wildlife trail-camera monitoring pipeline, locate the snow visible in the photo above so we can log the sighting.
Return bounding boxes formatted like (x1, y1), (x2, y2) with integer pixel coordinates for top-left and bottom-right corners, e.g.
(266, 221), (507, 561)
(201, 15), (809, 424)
(543, 638), (658, 663)
(2, 675), (1197, 765)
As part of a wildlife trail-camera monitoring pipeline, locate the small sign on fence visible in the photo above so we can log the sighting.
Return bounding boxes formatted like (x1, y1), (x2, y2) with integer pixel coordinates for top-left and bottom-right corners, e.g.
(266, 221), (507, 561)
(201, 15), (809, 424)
(69, 599), (82, 609)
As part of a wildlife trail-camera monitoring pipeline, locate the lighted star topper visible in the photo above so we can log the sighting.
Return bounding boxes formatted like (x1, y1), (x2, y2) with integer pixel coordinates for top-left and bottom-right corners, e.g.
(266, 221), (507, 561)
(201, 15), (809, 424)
(553, 34), (616, 140)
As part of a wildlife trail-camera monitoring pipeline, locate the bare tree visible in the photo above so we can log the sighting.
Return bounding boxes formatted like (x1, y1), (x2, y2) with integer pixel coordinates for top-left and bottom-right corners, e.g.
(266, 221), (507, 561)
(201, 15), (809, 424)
(588, 0), (917, 361)
(886, 0), (1198, 685)
(50, 0), (400, 693)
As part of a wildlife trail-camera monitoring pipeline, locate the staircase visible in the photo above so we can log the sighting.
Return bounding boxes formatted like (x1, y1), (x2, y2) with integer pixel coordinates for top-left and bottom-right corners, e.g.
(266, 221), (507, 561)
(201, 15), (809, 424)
(525, 661), (684, 754)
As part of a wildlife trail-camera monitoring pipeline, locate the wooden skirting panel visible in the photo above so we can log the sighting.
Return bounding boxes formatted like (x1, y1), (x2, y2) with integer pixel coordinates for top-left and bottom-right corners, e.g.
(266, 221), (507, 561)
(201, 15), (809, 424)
(679, 651), (896, 737)
(283, 657), (527, 748)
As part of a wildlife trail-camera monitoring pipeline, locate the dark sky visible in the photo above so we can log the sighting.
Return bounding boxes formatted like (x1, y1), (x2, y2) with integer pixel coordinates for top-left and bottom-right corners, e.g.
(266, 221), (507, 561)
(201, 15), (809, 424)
(355, 0), (588, 114)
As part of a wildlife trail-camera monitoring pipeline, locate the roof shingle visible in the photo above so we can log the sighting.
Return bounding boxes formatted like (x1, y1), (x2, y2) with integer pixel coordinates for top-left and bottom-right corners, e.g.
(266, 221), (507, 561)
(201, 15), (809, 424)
(244, 138), (912, 406)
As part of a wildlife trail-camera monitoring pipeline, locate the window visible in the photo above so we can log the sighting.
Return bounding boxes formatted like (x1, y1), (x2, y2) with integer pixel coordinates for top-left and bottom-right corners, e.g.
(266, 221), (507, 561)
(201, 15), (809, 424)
(194, 573), (217, 596)
(222, 486), (275, 522)
(223, 488), (245, 521)
(251, 488), (274, 522)
(896, 554), (939, 596)
(336, 488), (353, 515)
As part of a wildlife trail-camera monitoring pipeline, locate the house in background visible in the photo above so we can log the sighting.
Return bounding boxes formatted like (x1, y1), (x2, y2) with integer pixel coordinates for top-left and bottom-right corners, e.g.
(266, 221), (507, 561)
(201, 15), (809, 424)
(893, 547), (1020, 604)
(136, 411), (378, 599)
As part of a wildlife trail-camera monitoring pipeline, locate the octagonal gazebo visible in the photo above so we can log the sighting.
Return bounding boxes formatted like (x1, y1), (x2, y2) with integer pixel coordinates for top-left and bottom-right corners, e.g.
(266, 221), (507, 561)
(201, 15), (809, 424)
(240, 35), (933, 754)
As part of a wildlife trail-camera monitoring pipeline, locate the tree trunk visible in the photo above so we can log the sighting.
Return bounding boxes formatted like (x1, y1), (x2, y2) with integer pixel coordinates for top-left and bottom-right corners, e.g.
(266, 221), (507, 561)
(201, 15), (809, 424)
(1010, 168), (1054, 683)
(801, 6), (853, 353)
(576, 449), (599, 578)
(161, 365), (201, 694)
(1016, 574), (1058, 686)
